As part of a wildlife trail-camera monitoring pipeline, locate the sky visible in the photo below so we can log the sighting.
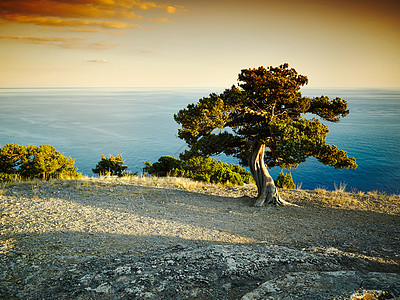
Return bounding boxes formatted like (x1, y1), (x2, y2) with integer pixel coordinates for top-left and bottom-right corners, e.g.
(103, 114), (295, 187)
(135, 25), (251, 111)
(0, 0), (399, 88)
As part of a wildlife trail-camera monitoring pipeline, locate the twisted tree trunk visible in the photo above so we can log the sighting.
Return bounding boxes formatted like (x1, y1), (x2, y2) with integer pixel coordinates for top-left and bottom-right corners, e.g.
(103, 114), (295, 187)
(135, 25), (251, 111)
(248, 142), (284, 206)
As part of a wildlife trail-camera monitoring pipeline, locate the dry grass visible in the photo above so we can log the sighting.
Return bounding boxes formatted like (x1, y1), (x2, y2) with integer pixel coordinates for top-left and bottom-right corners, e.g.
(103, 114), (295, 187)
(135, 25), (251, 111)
(2, 175), (399, 215)
(334, 182), (347, 193)
(83, 175), (230, 192)
(92, 176), (400, 215)
(0, 178), (40, 195)
(314, 188), (327, 195)
(172, 177), (211, 191)
(367, 190), (381, 197)
(290, 187), (400, 215)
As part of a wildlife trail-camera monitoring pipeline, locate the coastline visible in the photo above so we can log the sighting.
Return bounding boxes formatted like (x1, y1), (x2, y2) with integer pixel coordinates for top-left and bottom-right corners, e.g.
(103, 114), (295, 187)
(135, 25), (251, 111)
(1, 87), (400, 194)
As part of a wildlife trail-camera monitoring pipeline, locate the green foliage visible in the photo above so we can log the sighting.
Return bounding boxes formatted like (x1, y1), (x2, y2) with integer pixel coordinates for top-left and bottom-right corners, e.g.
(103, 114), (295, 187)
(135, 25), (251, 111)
(0, 143), (27, 175)
(174, 63), (357, 174)
(144, 155), (253, 186)
(92, 154), (128, 177)
(275, 172), (295, 189)
(144, 156), (184, 177)
(0, 173), (19, 182)
(210, 167), (244, 186)
(0, 143), (81, 181)
(229, 163), (253, 184)
(192, 173), (210, 183)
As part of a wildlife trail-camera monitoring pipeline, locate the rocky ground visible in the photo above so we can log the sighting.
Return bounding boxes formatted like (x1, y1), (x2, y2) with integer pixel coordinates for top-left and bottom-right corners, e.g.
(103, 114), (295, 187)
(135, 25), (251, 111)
(1, 177), (399, 299)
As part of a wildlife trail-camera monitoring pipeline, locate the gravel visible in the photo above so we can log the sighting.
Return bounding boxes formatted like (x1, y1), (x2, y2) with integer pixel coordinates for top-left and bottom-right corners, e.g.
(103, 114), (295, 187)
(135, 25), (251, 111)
(1, 178), (399, 299)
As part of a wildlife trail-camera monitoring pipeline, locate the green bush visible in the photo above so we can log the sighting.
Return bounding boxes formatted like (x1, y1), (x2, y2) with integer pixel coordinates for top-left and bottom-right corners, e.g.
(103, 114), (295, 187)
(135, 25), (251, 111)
(0, 143), (26, 175)
(170, 167), (187, 178)
(275, 171), (295, 189)
(144, 156), (184, 177)
(0, 173), (19, 182)
(93, 154), (128, 177)
(144, 155), (254, 186)
(229, 163), (253, 184)
(210, 167), (244, 185)
(193, 173), (211, 183)
(0, 143), (81, 181)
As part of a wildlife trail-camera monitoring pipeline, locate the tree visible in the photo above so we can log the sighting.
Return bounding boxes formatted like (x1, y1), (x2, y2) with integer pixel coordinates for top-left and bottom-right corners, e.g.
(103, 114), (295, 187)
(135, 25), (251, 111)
(92, 154), (128, 177)
(174, 63), (357, 206)
(0, 143), (80, 180)
(21, 145), (80, 180)
(0, 143), (27, 175)
(144, 156), (185, 177)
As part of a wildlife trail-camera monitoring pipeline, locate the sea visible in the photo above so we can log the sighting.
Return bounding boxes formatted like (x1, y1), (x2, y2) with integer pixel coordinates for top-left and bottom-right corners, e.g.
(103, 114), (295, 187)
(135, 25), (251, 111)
(1, 87), (399, 194)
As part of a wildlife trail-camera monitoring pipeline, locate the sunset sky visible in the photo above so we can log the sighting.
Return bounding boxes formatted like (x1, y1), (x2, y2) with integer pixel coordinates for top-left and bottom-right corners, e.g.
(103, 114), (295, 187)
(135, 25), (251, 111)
(1, 0), (399, 88)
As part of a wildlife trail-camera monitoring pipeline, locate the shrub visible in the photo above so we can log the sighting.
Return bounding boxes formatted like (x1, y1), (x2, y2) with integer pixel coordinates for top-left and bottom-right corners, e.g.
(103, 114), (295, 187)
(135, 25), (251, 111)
(275, 171), (295, 189)
(0, 143), (81, 181)
(93, 154), (128, 177)
(229, 163), (254, 184)
(0, 173), (19, 182)
(193, 173), (211, 183)
(0, 143), (26, 174)
(144, 155), (253, 186)
(210, 167), (244, 185)
(144, 156), (184, 177)
(22, 145), (80, 180)
(170, 167), (187, 178)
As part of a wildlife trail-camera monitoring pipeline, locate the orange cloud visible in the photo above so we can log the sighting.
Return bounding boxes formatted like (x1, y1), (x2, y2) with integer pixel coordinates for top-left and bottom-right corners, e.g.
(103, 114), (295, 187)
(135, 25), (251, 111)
(0, 0), (183, 48)
(1, 1), (117, 19)
(0, 35), (85, 48)
(115, 0), (178, 13)
(0, 0), (181, 26)
(6, 15), (141, 29)
(89, 42), (115, 49)
(147, 17), (171, 23)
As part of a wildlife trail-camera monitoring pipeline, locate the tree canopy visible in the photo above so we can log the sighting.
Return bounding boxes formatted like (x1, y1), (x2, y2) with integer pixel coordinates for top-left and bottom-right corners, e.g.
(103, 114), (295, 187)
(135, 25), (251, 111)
(144, 155), (253, 186)
(0, 143), (81, 180)
(92, 154), (128, 177)
(174, 63), (357, 205)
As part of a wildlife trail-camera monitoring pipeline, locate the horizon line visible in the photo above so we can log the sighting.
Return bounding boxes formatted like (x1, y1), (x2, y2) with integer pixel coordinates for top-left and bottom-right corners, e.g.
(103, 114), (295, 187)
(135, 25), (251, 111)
(1, 86), (400, 90)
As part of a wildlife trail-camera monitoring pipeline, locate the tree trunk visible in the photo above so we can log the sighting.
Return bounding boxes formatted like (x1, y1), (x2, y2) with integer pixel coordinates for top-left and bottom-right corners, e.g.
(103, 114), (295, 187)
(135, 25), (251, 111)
(248, 142), (284, 206)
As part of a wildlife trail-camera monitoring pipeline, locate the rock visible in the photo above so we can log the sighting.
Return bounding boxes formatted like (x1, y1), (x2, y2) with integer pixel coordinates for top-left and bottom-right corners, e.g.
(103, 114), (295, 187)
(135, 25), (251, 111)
(350, 290), (395, 299)
(89, 282), (112, 293)
(241, 271), (400, 300)
(114, 265), (131, 275)
(5, 244), (399, 299)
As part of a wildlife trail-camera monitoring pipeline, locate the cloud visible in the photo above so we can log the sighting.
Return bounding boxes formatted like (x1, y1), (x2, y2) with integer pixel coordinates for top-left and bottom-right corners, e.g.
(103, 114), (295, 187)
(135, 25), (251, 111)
(89, 42), (115, 49)
(0, 0), (182, 29)
(146, 17), (171, 23)
(70, 28), (109, 33)
(0, 0), (183, 48)
(6, 15), (142, 29)
(0, 35), (85, 48)
(86, 59), (108, 63)
(0, 35), (116, 50)
(166, 6), (177, 14)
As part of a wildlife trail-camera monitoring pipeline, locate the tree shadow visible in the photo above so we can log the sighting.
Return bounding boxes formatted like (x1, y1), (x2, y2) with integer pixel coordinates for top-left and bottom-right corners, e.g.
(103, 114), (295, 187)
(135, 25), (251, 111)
(57, 183), (400, 268)
(3, 181), (399, 273)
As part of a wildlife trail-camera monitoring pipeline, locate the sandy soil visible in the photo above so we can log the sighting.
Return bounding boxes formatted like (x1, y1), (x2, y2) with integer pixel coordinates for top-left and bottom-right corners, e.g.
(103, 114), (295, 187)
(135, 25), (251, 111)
(1, 177), (399, 299)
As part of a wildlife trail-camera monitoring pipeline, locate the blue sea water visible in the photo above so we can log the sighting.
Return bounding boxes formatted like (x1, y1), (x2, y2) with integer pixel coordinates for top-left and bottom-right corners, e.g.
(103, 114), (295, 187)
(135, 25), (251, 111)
(1, 87), (399, 194)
